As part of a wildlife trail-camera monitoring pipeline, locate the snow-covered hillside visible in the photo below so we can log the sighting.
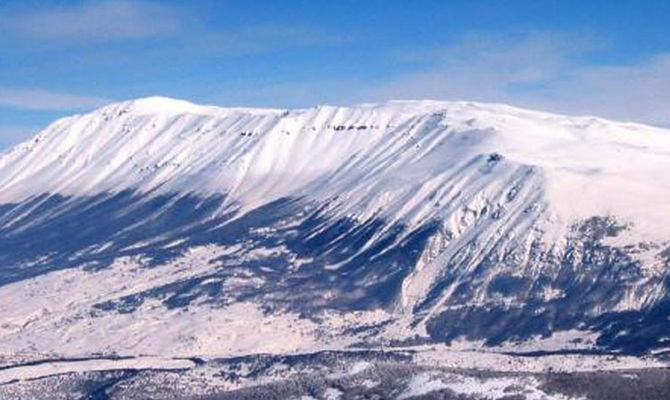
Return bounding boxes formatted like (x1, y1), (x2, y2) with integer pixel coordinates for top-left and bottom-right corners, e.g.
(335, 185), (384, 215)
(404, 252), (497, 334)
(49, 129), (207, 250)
(2, 97), (669, 239)
(1, 97), (670, 360)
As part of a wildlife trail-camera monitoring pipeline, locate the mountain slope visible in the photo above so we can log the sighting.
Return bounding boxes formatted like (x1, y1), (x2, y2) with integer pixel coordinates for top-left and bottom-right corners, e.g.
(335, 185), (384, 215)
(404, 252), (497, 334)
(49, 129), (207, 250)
(1, 97), (670, 359)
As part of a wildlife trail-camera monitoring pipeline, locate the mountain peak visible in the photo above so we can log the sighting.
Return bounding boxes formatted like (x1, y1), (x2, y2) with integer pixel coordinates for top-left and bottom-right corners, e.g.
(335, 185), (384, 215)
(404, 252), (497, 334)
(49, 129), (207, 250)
(101, 96), (223, 116)
(98, 96), (285, 118)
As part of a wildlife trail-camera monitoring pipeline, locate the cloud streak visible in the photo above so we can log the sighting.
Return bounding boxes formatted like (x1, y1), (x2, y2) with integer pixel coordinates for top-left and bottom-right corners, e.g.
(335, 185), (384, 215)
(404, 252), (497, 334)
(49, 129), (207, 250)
(364, 32), (670, 126)
(199, 24), (356, 55)
(0, 1), (350, 51)
(0, 1), (181, 41)
(0, 88), (110, 111)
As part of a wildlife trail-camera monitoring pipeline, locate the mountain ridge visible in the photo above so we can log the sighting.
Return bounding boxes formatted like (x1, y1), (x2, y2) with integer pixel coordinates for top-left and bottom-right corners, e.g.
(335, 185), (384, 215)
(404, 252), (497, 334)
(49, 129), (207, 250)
(0, 96), (669, 359)
(1, 96), (669, 240)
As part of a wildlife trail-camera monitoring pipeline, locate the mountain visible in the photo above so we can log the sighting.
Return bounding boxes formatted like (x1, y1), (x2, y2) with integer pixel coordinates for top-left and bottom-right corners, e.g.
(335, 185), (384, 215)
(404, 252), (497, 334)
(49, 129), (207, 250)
(1, 96), (670, 366)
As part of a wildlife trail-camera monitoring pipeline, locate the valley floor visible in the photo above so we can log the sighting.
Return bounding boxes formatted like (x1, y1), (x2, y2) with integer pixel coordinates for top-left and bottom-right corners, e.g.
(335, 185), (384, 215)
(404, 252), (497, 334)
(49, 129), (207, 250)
(1, 348), (668, 400)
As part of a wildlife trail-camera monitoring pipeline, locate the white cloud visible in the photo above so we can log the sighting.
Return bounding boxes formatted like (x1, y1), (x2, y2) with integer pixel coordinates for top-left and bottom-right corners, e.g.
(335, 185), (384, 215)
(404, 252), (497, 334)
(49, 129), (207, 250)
(537, 54), (670, 125)
(0, 1), (348, 51)
(0, 1), (182, 41)
(0, 88), (110, 111)
(366, 32), (670, 126)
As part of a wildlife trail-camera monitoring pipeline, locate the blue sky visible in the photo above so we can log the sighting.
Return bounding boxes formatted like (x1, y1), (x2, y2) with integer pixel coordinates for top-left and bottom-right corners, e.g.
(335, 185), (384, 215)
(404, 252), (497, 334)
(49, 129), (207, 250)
(1, 0), (669, 149)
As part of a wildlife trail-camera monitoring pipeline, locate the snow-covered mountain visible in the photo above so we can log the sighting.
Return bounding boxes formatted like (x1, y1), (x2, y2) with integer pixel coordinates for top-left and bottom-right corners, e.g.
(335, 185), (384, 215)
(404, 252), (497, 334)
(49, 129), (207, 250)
(1, 96), (670, 361)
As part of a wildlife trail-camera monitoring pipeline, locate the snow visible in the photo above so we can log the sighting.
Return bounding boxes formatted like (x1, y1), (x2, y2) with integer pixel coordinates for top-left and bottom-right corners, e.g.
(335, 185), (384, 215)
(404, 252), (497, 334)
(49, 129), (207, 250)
(2, 244), (663, 372)
(1, 96), (670, 374)
(495, 329), (599, 353)
(399, 371), (586, 400)
(1, 96), (669, 247)
(0, 356), (195, 385)
(0, 245), (392, 359)
(323, 387), (343, 400)
(398, 372), (450, 399)
(328, 361), (371, 378)
(346, 361), (371, 375)
(412, 344), (667, 372)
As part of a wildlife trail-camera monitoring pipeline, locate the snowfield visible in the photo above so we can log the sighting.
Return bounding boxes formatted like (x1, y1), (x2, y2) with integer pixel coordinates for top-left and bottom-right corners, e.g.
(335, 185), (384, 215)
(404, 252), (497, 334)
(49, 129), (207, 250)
(1, 97), (670, 398)
(1, 97), (669, 243)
